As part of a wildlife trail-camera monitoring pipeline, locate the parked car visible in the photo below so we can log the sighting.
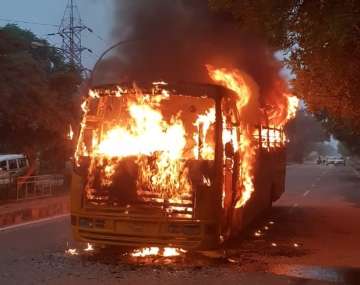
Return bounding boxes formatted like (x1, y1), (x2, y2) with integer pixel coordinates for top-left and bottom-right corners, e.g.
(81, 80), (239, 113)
(0, 154), (30, 178)
(326, 156), (346, 166)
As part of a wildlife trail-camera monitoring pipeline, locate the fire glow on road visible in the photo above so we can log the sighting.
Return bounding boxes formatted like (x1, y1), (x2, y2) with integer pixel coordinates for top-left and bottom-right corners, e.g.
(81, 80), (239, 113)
(131, 247), (186, 258)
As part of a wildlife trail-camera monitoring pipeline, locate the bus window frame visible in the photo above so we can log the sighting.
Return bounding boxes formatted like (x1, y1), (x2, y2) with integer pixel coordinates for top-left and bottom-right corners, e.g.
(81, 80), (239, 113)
(77, 89), (225, 212)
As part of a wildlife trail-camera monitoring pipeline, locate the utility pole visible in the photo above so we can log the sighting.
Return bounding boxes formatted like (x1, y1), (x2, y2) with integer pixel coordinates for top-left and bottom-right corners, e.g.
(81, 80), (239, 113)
(55, 0), (92, 74)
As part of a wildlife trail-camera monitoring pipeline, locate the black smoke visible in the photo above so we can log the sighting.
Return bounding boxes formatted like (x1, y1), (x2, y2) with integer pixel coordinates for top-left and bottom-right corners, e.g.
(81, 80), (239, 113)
(95, 0), (287, 106)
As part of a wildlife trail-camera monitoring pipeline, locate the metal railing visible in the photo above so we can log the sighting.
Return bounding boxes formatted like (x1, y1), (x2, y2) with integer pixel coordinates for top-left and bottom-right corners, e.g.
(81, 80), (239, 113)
(0, 174), (67, 202)
(15, 174), (65, 201)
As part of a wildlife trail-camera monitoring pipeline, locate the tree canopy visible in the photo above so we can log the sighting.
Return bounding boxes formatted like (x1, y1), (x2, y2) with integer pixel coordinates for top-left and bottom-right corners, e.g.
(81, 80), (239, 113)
(0, 24), (81, 169)
(209, 0), (360, 154)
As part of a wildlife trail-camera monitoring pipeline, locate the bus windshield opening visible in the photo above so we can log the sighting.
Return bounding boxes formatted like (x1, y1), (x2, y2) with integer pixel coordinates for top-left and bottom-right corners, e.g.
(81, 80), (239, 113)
(75, 86), (216, 210)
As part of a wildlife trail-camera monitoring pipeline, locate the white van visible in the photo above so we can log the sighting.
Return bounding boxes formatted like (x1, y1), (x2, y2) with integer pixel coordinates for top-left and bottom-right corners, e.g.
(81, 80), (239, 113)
(0, 154), (30, 178)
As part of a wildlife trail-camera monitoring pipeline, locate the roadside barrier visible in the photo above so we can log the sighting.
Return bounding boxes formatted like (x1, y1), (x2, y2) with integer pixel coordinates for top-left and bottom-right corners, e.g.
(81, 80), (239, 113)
(16, 174), (65, 200)
(0, 195), (70, 228)
(0, 174), (67, 202)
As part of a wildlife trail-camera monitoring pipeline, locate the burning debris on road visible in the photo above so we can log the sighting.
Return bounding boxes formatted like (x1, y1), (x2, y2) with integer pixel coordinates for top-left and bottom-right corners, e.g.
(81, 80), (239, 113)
(131, 247), (186, 258)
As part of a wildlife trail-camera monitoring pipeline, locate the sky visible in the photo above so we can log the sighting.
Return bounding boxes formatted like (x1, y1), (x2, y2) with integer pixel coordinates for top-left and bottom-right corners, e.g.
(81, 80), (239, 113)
(0, 0), (114, 69)
(1, 1), (295, 78)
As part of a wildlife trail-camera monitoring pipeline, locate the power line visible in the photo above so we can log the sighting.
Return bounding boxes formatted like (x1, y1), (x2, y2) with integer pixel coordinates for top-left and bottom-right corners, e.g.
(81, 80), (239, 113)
(87, 28), (107, 44)
(56, 0), (92, 75)
(0, 8), (107, 73)
(92, 31), (105, 43)
(0, 17), (59, 27)
(0, 16), (108, 46)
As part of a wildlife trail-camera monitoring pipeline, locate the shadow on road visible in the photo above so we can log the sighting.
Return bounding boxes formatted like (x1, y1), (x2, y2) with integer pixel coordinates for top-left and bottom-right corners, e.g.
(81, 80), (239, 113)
(60, 204), (360, 284)
(268, 264), (360, 285)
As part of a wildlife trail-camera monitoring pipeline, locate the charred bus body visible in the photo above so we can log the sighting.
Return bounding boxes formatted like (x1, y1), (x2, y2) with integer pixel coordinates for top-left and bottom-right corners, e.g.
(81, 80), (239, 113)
(70, 82), (286, 250)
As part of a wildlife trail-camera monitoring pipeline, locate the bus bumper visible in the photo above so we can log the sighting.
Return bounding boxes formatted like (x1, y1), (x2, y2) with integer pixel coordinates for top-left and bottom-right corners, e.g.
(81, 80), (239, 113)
(70, 212), (220, 250)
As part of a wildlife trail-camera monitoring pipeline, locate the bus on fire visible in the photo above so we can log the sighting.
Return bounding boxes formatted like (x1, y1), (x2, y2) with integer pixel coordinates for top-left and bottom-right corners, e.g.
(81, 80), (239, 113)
(70, 68), (297, 250)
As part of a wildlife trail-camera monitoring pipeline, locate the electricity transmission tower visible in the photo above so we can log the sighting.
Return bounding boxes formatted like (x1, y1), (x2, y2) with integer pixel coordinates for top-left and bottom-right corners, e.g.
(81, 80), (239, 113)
(56, 0), (92, 73)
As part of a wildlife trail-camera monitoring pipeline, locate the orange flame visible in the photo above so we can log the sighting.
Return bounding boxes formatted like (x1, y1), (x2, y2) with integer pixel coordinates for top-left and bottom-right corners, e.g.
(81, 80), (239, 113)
(65, 248), (78, 255)
(268, 93), (299, 127)
(207, 65), (256, 208)
(253, 128), (287, 149)
(286, 95), (299, 121)
(67, 124), (74, 140)
(206, 65), (251, 112)
(96, 104), (185, 159)
(193, 107), (216, 160)
(79, 89), (192, 200)
(131, 247), (185, 257)
(84, 243), (94, 252)
(206, 65), (298, 208)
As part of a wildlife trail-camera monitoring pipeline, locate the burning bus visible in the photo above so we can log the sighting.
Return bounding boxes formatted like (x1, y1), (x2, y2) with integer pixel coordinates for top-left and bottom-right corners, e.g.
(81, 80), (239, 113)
(70, 66), (298, 250)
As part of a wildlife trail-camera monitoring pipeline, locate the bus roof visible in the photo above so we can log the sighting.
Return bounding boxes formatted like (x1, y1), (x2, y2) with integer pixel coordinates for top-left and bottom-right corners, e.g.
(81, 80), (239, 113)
(90, 82), (236, 101)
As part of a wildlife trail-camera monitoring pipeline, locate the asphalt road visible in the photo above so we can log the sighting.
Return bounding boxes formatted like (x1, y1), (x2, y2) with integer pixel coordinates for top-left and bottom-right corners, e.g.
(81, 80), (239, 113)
(232, 163), (360, 283)
(0, 163), (359, 285)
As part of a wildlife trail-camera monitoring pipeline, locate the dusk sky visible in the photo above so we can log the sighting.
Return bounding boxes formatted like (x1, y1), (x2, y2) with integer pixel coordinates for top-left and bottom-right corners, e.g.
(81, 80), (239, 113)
(0, 0), (114, 68)
(0, 1), (293, 80)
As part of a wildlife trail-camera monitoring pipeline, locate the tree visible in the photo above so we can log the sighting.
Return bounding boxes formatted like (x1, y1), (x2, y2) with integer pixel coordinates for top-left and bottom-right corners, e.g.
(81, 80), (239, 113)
(209, 0), (360, 154)
(0, 24), (81, 171)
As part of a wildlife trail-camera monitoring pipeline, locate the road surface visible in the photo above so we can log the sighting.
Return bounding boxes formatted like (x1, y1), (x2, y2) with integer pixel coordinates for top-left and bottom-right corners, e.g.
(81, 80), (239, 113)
(0, 163), (359, 284)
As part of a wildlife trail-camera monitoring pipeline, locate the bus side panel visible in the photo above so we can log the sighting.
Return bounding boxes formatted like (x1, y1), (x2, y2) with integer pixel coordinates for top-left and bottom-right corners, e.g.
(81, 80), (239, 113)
(230, 149), (286, 236)
(271, 149), (286, 201)
(70, 171), (86, 243)
(229, 152), (268, 235)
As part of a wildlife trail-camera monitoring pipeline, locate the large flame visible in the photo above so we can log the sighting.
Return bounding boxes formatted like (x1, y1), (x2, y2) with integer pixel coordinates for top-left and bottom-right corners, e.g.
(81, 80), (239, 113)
(82, 90), (192, 201)
(193, 107), (216, 160)
(96, 104), (185, 159)
(207, 65), (256, 208)
(207, 65), (298, 208)
(268, 92), (299, 127)
(206, 65), (251, 112)
(287, 95), (300, 121)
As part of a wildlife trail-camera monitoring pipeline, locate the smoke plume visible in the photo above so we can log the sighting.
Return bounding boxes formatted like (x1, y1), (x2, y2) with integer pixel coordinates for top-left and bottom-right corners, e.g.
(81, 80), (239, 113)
(95, 0), (287, 107)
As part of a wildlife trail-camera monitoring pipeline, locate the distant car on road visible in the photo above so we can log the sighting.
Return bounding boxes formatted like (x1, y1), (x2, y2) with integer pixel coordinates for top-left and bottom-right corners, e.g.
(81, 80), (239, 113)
(326, 156), (346, 166)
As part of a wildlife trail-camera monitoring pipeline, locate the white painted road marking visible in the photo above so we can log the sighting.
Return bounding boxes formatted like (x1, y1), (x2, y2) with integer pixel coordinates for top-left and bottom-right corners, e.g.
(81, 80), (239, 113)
(0, 214), (69, 233)
(303, 190), (311, 197)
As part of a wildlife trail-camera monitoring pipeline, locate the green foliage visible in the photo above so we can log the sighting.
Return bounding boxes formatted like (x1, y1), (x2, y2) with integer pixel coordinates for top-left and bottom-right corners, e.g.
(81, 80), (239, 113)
(209, 0), (360, 155)
(321, 117), (360, 155)
(0, 24), (81, 170)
